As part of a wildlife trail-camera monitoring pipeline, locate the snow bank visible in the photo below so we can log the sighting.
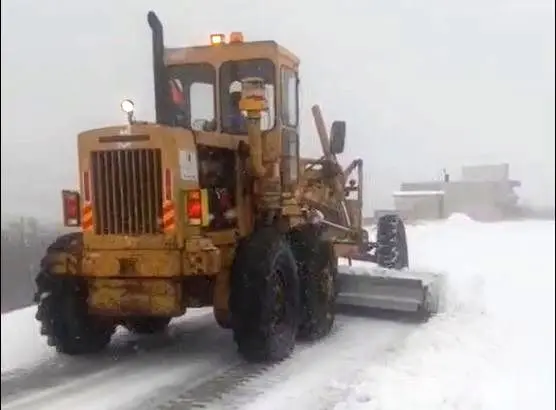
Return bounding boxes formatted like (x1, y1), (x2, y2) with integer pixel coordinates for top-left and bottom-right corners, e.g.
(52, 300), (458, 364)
(2, 219), (554, 410)
(1, 305), (55, 374)
(336, 219), (555, 410)
(444, 212), (474, 225)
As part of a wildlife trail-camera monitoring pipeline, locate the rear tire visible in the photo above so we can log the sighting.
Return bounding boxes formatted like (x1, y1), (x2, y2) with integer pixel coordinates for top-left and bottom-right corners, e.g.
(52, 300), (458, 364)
(229, 227), (300, 363)
(376, 214), (409, 269)
(125, 317), (171, 334)
(34, 233), (114, 355)
(289, 225), (337, 341)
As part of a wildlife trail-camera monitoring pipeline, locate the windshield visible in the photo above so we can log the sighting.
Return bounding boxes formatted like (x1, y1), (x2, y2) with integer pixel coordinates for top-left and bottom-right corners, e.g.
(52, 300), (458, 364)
(166, 63), (216, 131)
(219, 59), (275, 135)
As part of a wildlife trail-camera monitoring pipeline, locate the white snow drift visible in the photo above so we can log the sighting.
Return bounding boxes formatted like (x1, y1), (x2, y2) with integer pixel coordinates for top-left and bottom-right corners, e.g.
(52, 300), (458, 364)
(1, 215), (554, 410)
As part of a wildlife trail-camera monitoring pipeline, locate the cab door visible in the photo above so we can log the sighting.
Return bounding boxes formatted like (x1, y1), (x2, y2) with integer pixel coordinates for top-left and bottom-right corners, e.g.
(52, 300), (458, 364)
(280, 66), (300, 189)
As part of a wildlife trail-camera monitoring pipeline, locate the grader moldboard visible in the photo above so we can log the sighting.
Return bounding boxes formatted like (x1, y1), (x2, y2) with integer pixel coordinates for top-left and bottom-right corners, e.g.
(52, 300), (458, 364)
(34, 11), (444, 363)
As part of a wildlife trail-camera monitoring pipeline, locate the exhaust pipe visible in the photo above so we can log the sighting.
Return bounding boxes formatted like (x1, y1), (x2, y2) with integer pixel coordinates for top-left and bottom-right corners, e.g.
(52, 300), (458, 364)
(147, 11), (171, 126)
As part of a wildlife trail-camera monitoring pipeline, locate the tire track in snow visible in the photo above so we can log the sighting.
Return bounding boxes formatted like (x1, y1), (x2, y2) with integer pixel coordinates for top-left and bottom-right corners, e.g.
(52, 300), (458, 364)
(145, 362), (271, 410)
(3, 313), (418, 410)
(153, 316), (416, 410)
(1, 310), (212, 387)
(1, 310), (237, 409)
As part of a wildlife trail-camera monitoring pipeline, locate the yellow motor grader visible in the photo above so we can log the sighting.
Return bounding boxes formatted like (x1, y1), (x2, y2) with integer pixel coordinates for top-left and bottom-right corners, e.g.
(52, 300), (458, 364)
(34, 11), (443, 362)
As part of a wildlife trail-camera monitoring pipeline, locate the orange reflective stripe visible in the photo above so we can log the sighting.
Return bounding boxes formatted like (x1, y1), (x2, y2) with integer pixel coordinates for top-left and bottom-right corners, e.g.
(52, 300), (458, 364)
(82, 202), (93, 231)
(162, 200), (175, 232)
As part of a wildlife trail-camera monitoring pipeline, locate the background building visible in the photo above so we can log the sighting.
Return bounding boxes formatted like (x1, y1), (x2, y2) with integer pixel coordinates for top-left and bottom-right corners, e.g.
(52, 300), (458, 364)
(389, 163), (521, 221)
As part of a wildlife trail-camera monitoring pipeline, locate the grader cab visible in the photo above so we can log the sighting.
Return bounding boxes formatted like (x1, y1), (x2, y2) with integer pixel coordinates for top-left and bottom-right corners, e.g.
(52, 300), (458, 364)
(34, 11), (443, 362)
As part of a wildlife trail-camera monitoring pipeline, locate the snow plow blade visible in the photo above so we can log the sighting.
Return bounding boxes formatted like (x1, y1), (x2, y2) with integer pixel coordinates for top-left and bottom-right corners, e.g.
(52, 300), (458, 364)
(336, 265), (445, 319)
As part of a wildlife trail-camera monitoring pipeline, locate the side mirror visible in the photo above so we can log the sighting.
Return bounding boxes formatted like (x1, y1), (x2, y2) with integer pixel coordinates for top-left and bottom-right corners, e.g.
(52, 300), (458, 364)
(329, 121), (346, 155)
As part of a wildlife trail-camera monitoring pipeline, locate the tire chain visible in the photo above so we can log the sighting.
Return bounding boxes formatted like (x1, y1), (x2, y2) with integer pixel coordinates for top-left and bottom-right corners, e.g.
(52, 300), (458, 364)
(376, 216), (400, 267)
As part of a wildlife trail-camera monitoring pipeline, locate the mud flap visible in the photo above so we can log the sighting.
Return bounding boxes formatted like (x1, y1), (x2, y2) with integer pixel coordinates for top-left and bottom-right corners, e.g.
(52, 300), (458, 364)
(336, 265), (446, 318)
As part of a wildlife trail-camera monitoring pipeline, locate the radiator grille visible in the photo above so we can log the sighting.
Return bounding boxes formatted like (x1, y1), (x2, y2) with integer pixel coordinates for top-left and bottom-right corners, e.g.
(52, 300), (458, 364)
(90, 149), (163, 235)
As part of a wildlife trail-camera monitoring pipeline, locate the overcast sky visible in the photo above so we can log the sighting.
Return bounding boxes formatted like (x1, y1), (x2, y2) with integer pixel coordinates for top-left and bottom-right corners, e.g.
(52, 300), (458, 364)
(1, 0), (554, 221)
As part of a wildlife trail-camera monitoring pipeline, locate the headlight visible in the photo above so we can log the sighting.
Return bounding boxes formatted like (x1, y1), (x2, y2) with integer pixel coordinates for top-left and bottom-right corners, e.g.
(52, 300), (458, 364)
(120, 99), (135, 114)
(210, 34), (225, 45)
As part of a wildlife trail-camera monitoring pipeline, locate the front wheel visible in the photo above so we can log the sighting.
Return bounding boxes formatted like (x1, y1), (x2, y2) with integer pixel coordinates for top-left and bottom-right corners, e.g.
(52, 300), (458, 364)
(376, 214), (409, 269)
(229, 227), (300, 363)
(289, 225), (337, 341)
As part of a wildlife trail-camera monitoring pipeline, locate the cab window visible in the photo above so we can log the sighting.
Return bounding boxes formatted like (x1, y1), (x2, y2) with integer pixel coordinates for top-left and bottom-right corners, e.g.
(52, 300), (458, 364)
(220, 59), (275, 135)
(166, 63), (216, 131)
(281, 67), (299, 127)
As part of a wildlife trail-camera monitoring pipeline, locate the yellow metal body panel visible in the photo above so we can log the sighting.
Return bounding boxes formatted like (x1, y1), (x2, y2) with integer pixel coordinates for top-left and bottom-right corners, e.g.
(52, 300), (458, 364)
(183, 239), (222, 275)
(82, 249), (182, 278)
(164, 41), (299, 70)
(88, 278), (182, 317)
(212, 245), (235, 313)
(82, 240), (222, 278)
(83, 233), (180, 251)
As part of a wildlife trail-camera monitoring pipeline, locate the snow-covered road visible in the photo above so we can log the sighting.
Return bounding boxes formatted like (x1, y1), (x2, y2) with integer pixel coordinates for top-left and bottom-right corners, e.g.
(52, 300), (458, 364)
(2, 216), (554, 410)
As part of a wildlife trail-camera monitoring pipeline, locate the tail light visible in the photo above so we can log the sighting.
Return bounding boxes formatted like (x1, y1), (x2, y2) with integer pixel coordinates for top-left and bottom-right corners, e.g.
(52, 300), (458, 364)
(187, 190), (202, 225)
(62, 190), (81, 227)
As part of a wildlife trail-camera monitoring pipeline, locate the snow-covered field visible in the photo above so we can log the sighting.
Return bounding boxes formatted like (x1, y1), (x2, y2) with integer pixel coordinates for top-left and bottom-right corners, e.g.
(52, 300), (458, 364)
(338, 215), (555, 410)
(1, 215), (554, 410)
